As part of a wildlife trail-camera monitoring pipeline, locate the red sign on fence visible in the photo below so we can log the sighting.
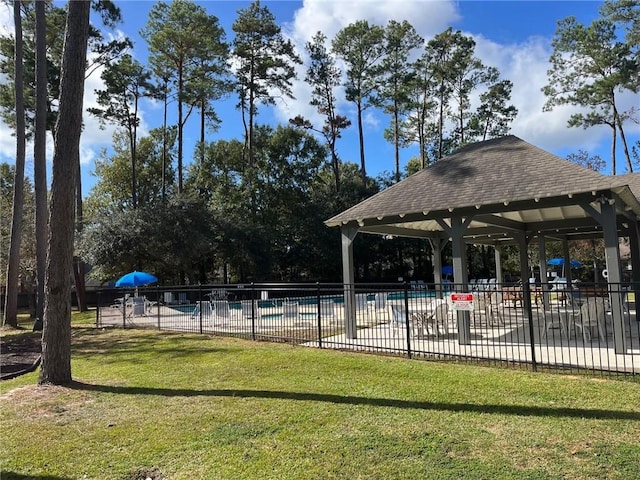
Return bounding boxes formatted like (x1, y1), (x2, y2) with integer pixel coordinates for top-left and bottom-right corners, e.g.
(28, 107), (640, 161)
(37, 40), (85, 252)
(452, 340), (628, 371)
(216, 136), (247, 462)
(451, 293), (474, 311)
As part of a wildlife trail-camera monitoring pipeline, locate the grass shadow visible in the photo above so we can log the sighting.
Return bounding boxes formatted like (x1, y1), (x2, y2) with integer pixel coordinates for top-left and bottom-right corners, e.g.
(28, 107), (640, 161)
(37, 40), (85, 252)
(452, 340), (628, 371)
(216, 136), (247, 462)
(1, 472), (72, 480)
(70, 381), (640, 421)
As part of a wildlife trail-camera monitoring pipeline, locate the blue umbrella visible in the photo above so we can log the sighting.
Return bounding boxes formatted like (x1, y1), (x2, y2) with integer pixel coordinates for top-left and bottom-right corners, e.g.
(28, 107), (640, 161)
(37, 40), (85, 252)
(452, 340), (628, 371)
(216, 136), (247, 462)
(442, 265), (453, 275)
(115, 270), (158, 287)
(547, 258), (583, 268)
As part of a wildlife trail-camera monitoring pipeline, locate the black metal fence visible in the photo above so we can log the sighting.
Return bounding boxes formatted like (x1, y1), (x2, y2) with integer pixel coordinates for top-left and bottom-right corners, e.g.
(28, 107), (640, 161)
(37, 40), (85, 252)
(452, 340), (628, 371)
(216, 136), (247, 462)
(95, 281), (640, 378)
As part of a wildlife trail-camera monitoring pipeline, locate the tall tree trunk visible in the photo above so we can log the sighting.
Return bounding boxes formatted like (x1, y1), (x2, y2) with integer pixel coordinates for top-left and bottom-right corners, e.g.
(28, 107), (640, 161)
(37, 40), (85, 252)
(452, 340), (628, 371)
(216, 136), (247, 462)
(200, 98), (205, 165)
(3, 0), (26, 328)
(39, 0), (90, 386)
(130, 109), (137, 209)
(614, 105), (633, 173)
(610, 121), (617, 175)
(33, 0), (48, 331)
(357, 100), (366, 183)
(162, 78), (168, 200)
(177, 67), (183, 193)
(394, 102), (400, 183)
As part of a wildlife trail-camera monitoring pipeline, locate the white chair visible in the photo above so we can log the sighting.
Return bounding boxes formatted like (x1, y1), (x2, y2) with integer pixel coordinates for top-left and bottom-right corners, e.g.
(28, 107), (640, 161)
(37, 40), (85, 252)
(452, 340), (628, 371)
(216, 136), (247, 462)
(111, 294), (130, 309)
(416, 299), (449, 337)
(191, 301), (213, 322)
(487, 291), (505, 326)
(143, 296), (158, 313)
(571, 297), (607, 342)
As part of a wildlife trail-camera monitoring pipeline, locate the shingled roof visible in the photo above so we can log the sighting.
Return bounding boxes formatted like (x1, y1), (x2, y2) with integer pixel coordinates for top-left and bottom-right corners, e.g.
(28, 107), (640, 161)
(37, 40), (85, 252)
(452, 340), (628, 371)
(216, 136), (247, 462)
(326, 136), (640, 242)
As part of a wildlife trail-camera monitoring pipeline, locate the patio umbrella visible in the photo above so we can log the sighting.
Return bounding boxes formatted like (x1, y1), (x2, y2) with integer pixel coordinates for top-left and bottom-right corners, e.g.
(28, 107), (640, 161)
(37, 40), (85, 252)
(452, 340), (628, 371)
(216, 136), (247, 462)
(546, 258), (583, 268)
(546, 258), (583, 278)
(115, 270), (158, 288)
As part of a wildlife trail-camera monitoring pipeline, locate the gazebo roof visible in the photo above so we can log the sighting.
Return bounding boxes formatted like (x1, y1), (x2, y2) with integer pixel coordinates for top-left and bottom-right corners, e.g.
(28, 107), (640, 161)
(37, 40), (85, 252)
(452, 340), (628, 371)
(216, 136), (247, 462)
(326, 136), (640, 243)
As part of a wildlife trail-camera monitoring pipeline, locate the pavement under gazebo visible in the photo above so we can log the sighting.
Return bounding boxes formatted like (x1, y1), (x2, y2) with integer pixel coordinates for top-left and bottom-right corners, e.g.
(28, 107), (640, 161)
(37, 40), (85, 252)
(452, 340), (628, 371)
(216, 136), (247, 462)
(326, 135), (640, 354)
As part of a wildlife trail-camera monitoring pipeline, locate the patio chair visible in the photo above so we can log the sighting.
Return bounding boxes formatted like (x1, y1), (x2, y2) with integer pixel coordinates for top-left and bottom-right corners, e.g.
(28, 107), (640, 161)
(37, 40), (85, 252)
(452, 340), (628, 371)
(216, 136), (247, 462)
(191, 301), (213, 322)
(472, 292), (490, 325)
(111, 294), (130, 309)
(570, 297), (607, 342)
(487, 291), (506, 326)
(415, 299), (449, 337)
(389, 304), (413, 337)
(143, 296), (158, 313)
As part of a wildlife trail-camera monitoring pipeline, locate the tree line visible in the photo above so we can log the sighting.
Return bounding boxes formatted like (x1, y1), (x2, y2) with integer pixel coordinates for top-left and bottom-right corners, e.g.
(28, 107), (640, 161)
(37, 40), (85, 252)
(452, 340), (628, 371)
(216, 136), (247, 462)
(1, 0), (639, 319)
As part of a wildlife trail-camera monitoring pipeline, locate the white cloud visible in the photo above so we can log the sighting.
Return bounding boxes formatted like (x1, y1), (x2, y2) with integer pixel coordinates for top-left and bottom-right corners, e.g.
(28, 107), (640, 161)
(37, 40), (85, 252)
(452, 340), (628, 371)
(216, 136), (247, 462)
(273, 0), (460, 137)
(472, 33), (640, 158)
(287, 0), (459, 46)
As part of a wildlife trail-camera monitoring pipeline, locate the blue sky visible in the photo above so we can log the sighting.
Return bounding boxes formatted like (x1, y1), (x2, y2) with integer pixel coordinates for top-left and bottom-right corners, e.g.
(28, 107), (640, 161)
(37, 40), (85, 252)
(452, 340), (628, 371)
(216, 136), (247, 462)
(0, 0), (638, 197)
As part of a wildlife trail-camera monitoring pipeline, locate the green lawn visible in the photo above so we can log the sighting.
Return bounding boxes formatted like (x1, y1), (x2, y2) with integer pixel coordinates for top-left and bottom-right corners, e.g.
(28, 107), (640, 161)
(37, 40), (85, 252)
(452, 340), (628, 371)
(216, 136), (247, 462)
(1, 319), (639, 480)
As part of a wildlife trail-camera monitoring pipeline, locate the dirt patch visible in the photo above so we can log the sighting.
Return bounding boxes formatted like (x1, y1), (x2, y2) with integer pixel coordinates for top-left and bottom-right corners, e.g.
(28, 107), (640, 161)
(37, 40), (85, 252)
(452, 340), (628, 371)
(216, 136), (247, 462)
(0, 330), (42, 380)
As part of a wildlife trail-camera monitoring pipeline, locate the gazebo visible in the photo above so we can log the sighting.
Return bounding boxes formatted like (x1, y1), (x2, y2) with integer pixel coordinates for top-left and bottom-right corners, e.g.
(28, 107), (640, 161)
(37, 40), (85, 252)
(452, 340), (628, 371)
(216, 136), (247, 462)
(326, 136), (640, 354)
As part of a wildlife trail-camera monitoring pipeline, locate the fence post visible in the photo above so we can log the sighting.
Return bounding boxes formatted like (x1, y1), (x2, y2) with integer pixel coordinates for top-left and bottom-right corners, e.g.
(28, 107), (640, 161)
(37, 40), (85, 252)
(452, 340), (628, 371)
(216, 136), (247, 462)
(251, 283), (256, 341)
(122, 291), (126, 329)
(156, 285), (161, 330)
(404, 282), (412, 359)
(316, 282), (322, 349)
(524, 281), (537, 372)
(198, 285), (203, 334)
